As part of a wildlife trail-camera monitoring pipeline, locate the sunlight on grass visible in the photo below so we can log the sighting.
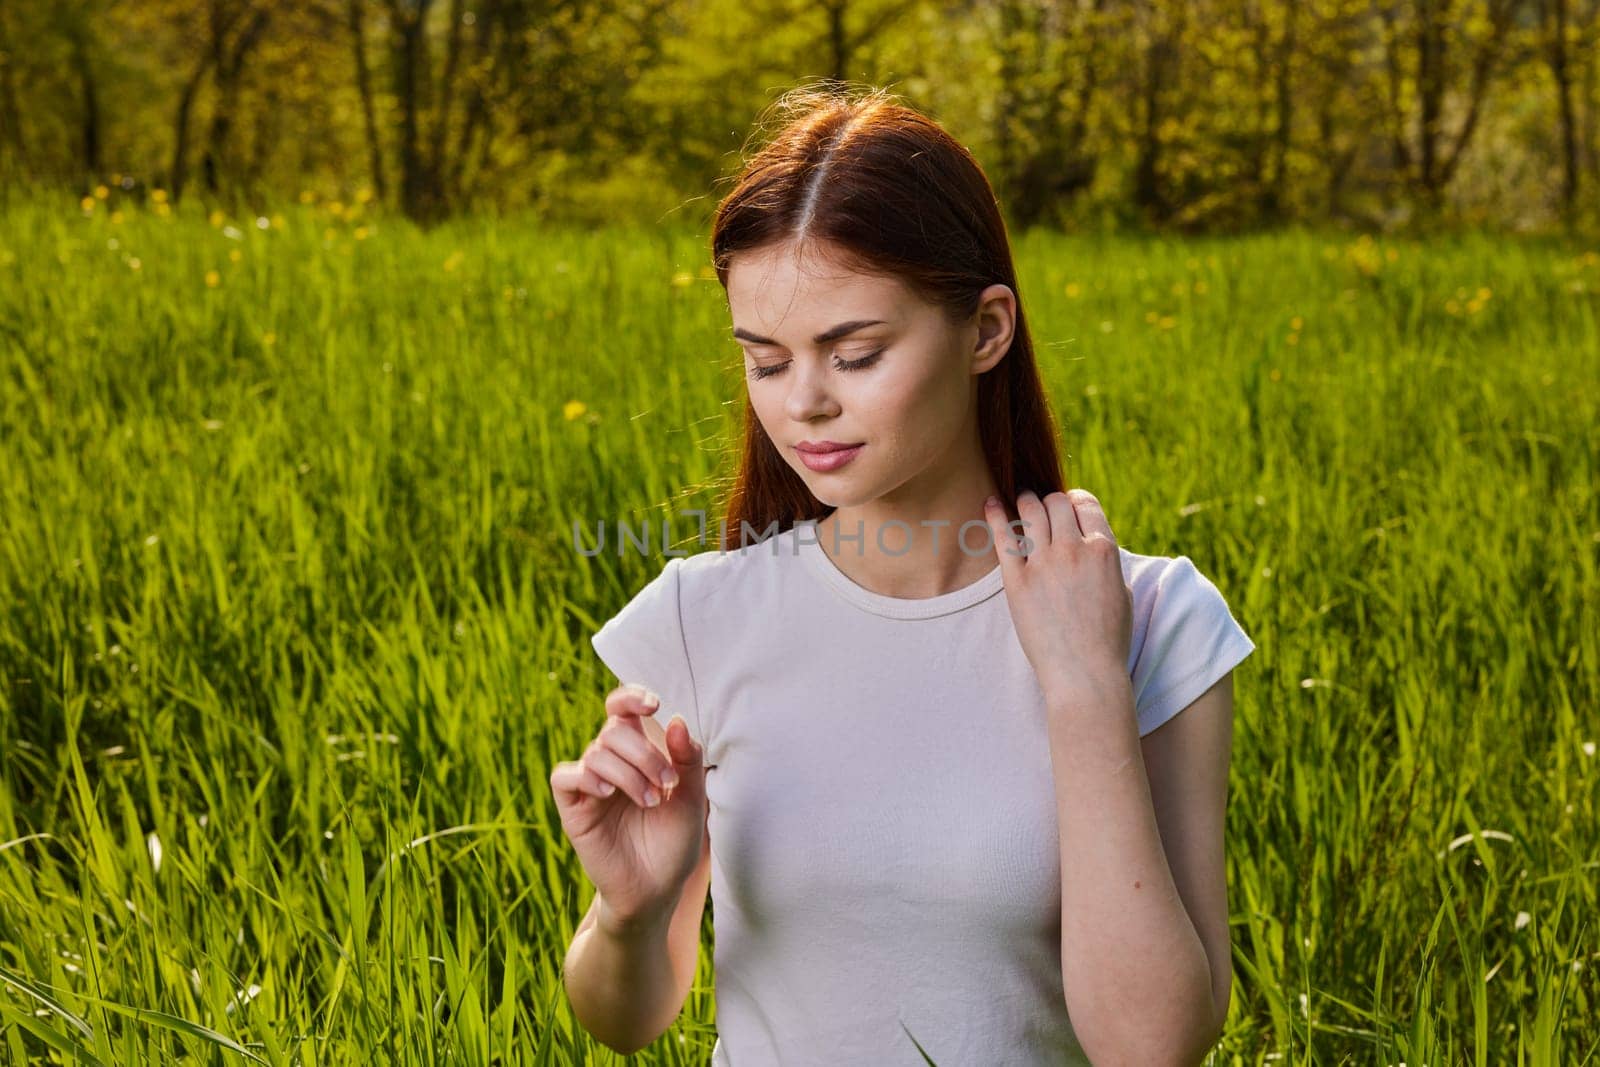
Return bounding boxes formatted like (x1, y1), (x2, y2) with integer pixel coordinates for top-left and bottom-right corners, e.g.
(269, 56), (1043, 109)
(0, 188), (1596, 1063)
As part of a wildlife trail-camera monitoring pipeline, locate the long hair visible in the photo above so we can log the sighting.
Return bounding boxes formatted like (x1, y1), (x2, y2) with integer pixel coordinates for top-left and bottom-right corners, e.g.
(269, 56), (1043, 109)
(708, 82), (1066, 551)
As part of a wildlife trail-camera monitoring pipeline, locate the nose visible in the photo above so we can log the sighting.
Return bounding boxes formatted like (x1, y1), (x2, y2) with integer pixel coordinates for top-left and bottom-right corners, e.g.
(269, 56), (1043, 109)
(783, 358), (841, 422)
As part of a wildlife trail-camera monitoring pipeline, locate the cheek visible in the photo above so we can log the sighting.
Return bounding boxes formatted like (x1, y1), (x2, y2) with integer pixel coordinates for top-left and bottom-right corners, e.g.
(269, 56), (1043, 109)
(749, 390), (802, 457)
(862, 367), (963, 446)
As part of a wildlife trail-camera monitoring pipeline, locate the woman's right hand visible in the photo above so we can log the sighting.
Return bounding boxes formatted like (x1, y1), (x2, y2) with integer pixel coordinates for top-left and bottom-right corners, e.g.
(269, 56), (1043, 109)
(550, 684), (708, 933)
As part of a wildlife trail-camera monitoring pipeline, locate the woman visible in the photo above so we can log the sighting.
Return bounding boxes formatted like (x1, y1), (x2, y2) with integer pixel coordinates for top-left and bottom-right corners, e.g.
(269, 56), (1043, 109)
(552, 83), (1256, 1066)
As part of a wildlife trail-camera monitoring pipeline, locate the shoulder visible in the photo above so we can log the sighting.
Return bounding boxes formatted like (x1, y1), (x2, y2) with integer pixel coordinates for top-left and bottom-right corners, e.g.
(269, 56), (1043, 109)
(1117, 546), (1204, 612)
(669, 527), (796, 613)
(1117, 545), (1174, 594)
(1117, 546), (1255, 736)
(1118, 546), (1236, 614)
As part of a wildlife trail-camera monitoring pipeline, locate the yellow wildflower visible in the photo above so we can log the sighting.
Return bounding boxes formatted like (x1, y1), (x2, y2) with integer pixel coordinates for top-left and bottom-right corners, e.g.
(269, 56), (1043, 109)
(563, 400), (588, 421)
(205, 270), (221, 288)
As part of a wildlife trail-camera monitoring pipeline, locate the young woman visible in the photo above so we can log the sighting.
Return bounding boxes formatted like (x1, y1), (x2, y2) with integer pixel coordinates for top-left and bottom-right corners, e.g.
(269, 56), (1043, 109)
(551, 84), (1256, 1066)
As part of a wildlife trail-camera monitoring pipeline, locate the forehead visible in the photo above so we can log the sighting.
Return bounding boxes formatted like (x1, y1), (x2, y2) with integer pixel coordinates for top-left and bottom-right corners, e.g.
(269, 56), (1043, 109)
(726, 244), (911, 338)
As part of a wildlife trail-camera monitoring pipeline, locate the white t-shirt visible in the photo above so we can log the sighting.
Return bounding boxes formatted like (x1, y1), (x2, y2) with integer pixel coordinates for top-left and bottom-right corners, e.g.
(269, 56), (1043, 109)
(588, 520), (1256, 1065)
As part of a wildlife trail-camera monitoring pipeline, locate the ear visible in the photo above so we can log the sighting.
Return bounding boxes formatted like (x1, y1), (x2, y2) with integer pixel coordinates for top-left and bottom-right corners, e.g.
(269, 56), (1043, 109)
(971, 283), (1017, 374)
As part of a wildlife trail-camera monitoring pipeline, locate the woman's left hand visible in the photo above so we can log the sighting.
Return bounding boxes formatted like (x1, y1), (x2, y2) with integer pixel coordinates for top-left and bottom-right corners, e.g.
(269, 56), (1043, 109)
(983, 488), (1133, 702)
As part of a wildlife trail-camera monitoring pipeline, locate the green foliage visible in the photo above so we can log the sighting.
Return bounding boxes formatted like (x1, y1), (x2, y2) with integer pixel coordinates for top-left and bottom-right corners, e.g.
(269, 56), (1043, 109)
(3, 0), (1600, 230)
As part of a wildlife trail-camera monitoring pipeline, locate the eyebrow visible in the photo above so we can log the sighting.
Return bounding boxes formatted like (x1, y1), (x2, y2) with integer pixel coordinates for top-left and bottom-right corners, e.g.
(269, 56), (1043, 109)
(732, 319), (887, 346)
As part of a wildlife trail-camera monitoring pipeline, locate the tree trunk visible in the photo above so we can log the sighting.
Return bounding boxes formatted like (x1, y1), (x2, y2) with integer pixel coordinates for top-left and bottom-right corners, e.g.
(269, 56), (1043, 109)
(0, 0), (26, 167)
(1538, 0), (1581, 212)
(170, 59), (211, 201)
(1133, 0), (1183, 222)
(1266, 0), (1297, 221)
(201, 6), (271, 197)
(389, 0), (440, 221)
(825, 0), (847, 84)
(67, 22), (100, 180)
(347, 0), (387, 201)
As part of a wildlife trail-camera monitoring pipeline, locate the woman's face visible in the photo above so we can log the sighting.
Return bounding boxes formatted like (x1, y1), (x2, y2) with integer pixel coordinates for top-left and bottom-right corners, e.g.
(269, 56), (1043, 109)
(726, 241), (1013, 510)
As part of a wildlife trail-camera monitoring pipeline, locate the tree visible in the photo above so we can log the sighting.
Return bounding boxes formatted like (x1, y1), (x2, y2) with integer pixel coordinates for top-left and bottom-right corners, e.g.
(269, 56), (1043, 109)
(1376, 0), (1525, 215)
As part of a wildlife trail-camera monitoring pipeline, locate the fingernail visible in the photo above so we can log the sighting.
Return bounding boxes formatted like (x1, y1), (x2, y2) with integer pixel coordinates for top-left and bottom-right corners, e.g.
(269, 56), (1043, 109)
(599, 781), (616, 796)
(643, 788), (661, 807)
(985, 495), (999, 508)
(660, 768), (679, 790)
(642, 690), (661, 710)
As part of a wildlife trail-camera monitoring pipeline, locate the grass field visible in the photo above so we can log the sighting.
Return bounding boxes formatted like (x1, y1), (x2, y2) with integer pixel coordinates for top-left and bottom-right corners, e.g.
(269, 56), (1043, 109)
(1, 187), (1597, 1064)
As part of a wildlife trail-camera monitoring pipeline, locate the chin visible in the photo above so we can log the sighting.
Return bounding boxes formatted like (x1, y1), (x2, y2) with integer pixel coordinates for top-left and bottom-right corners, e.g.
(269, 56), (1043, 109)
(811, 484), (876, 509)
(791, 455), (880, 509)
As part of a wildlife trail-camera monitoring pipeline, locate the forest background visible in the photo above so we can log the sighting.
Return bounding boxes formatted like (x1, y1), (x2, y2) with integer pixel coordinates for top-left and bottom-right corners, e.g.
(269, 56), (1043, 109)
(5, 0), (1600, 233)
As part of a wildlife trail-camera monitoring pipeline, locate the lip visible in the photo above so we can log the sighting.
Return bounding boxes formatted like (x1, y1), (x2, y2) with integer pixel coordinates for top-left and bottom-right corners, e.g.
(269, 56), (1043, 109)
(795, 442), (864, 472)
(795, 440), (865, 453)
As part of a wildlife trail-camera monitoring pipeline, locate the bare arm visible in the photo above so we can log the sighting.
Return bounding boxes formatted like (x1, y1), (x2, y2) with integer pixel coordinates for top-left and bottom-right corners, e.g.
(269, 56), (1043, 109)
(1047, 670), (1235, 1066)
(562, 809), (713, 1055)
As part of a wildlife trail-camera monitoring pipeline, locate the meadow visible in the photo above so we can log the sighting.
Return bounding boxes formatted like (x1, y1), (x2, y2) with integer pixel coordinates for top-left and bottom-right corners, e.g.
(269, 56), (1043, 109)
(0, 186), (1596, 1064)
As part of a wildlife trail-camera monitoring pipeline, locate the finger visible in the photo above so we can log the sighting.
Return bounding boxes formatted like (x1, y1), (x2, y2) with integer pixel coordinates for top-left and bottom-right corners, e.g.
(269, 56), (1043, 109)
(582, 744), (663, 808)
(982, 494), (1027, 579)
(604, 683), (662, 726)
(1013, 488), (1046, 558)
(1042, 491), (1084, 545)
(551, 760), (617, 802)
(1067, 488), (1116, 545)
(598, 719), (681, 796)
(666, 716), (703, 767)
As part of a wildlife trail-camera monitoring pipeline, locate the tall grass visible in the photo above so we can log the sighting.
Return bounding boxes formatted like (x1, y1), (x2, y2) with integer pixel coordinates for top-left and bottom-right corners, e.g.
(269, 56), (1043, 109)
(0, 187), (1596, 1063)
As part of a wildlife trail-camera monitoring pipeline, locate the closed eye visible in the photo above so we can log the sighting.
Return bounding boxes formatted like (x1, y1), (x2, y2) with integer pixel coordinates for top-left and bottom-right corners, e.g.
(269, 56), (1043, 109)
(747, 347), (885, 381)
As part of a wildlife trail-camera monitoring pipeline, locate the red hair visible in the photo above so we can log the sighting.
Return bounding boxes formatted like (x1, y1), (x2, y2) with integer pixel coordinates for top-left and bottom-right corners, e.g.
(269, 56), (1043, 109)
(706, 82), (1066, 551)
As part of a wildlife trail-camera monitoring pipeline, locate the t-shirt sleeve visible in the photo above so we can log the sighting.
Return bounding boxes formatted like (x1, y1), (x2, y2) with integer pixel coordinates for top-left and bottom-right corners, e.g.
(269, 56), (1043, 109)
(1130, 555), (1256, 737)
(589, 556), (706, 751)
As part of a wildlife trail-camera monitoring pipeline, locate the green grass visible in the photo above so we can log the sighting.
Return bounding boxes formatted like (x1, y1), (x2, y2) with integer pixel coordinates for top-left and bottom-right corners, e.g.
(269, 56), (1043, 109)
(0, 187), (1596, 1064)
